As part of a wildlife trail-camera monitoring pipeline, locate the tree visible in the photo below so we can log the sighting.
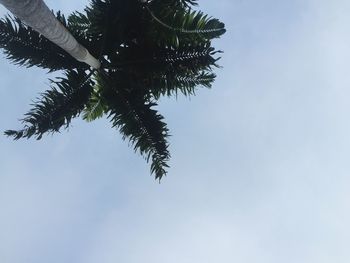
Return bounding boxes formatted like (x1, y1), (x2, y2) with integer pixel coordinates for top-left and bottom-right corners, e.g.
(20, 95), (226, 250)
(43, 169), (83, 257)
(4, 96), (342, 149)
(0, 0), (100, 68)
(0, 0), (226, 180)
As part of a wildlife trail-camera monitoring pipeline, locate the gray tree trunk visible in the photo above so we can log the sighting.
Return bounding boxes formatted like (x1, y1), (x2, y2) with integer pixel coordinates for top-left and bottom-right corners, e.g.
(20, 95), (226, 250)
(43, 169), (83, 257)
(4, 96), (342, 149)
(0, 0), (100, 69)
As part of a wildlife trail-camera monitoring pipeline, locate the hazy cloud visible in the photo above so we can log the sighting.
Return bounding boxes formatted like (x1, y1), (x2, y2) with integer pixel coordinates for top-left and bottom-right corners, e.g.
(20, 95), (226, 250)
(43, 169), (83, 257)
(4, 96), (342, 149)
(1, 1), (350, 262)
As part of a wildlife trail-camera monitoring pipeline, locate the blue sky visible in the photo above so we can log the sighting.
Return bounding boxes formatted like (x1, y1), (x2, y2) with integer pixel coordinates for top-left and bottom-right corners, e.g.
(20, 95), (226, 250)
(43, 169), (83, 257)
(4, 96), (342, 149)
(1, 0), (350, 262)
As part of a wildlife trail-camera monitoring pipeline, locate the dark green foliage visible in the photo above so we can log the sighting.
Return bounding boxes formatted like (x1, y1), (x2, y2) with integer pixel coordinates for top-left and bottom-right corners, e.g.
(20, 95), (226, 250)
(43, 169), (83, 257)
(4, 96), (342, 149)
(97, 70), (170, 179)
(149, 71), (216, 99)
(149, 0), (199, 9)
(2, 0), (225, 180)
(145, 6), (225, 46)
(5, 69), (94, 140)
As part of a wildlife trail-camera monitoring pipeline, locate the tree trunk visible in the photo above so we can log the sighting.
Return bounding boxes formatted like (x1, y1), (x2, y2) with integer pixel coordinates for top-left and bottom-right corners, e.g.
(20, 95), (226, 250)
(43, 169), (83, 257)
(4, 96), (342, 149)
(0, 0), (100, 69)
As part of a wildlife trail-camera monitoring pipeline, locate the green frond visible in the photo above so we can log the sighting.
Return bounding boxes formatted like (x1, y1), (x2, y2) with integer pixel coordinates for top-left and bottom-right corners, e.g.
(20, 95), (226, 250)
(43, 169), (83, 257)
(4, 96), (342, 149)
(98, 71), (170, 180)
(178, 0), (199, 7)
(5, 70), (94, 140)
(83, 78), (107, 122)
(149, 71), (216, 99)
(67, 11), (91, 38)
(146, 0), (198, 10)
(83, 97), (105, 122)
(145, 5), (226, 47)
(154, 43), (221, 74)
(108, 42), (221, 76)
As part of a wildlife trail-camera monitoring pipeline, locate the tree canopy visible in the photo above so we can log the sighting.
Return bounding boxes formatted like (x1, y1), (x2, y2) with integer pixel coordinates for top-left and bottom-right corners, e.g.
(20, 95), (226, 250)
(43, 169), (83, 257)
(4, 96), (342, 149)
(1, 0), (226, 180)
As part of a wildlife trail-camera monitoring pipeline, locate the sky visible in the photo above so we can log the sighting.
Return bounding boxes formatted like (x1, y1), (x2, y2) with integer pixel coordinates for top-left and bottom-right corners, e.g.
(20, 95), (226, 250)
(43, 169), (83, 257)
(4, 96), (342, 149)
(0, 0), (350, 262)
